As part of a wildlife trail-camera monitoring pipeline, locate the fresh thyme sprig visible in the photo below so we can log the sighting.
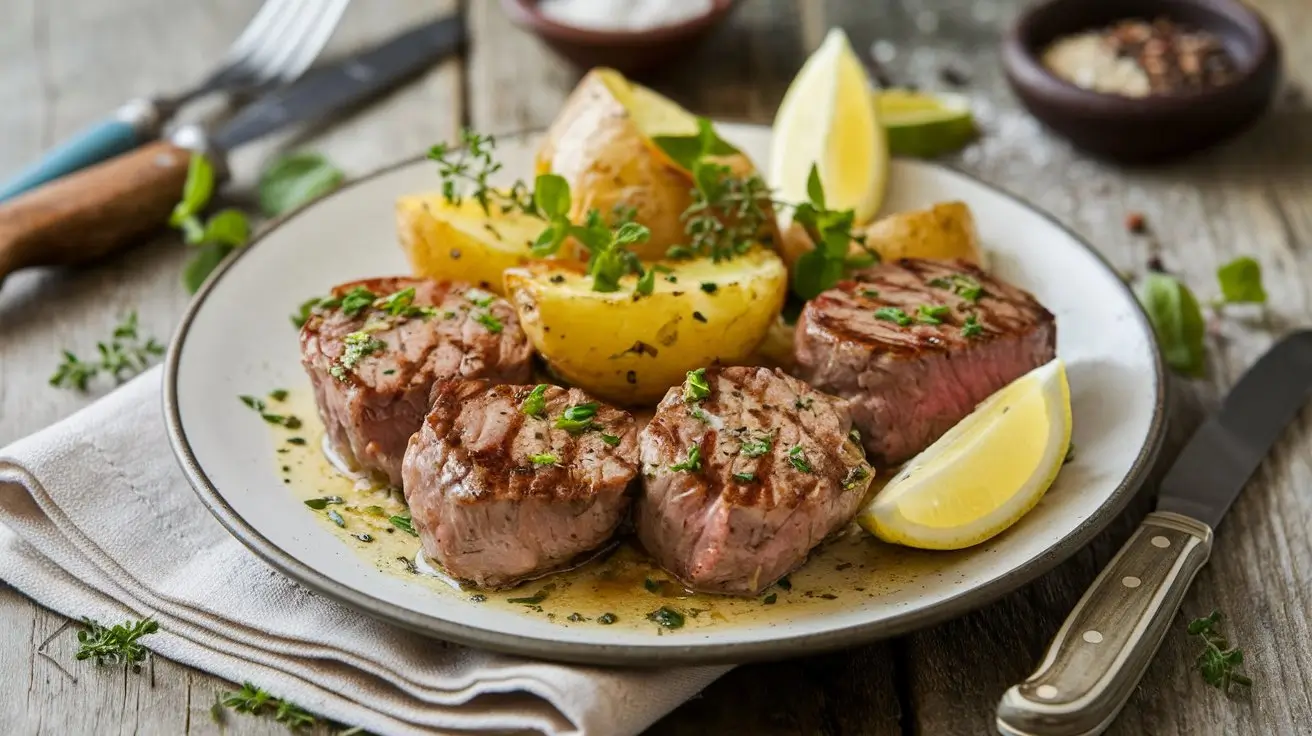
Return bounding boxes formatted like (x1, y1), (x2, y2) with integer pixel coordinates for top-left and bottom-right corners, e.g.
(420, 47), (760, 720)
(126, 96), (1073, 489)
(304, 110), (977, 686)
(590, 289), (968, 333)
(75, 616), (159, 671)
(219, 682), (318, 730)
(1188, 610), (1252, 696)
(50, 312), (164, 391)
(428, 129), (536, 216)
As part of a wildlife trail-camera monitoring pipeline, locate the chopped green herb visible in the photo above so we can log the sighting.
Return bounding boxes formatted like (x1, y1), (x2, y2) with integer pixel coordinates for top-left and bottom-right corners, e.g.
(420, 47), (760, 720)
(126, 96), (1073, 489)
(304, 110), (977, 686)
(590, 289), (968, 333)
(860, 288), (880, 299)
(733, 471), (756, 482)
(1188, 610), (1252, 695)
(788, 445), (812, 473)
(76, 617), (158, 669)
(50, 312), (164, 391)
(327, 510), (345, 528)
(740, 432), (773, 458)
(470, 594), (487, 603)
(636, 268), (656, 296)
(465, 287), (496, 308)
(529, 452), (559, 466)
(700, 282), (718, 294)
(789, 163), (877, 299)
(389, 514), (418, 536)
(670, 445), (702, 473)
(874, 307), (912, 326)
(303, 498), (329, 510)
(473, 311), (504, 334)
(520, 384), (549, 418)
(598, 613), (618, 625)
(916, 304), (951, 325)
(507, 589), (550, 605)
(219, 682), (318, 730)
(555, 402), (599, 433)
(286, 437), (306, 446)
(842, 465), (870, 490)
(689, 406), (713, 424)
(268, 389), (289, 402)
(777, 576), (792, 591)
(339, 287), (378, 317)
(929, 274), (983, 302)
(643, 578), (661, 593)
(961, 314), (983, 338)
(330, 331), (386, 381)
(600, 433), (622, 447)
(647, 606), (686, 630)
(762, 593), (777, 605)
(683, 367), (711, 402)
(1216, 257), (1267, 304)
(376, 287), (437, 319)
(1138, 272), (1206, 377)
(363, 505), (385, 517)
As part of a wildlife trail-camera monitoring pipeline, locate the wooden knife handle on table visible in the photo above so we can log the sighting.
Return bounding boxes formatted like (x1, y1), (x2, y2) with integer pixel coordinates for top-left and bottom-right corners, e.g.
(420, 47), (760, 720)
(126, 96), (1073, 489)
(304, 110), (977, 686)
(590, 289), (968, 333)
(0, 140), (192, 283)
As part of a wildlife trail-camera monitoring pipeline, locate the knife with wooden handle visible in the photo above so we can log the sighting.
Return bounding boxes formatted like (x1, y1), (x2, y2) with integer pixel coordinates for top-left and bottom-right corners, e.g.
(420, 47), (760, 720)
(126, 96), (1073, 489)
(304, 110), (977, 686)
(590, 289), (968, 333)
(0, 15), (464, 288)
(997, 330), (1312, 736)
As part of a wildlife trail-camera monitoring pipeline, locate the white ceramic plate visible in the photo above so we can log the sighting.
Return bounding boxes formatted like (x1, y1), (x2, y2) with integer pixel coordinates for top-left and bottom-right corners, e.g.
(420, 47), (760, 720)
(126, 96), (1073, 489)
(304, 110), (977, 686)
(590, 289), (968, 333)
(165, 124), (1165, 665)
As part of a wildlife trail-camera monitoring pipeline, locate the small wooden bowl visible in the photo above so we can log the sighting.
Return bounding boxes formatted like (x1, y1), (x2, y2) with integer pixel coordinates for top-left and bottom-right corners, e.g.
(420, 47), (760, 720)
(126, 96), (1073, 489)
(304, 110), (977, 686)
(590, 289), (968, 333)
(1002, 0), (1281, 162)
(500, 0), (740, 77)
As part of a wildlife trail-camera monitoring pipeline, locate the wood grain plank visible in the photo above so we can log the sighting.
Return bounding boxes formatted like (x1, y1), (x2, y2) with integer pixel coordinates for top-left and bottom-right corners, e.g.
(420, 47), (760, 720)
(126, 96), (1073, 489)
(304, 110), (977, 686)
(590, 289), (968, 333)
(0, 1), (462, 734)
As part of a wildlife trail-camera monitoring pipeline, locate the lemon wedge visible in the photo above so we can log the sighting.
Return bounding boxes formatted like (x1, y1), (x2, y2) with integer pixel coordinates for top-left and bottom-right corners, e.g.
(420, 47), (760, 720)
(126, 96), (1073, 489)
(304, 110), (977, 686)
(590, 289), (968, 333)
(770, 28), (888, 225)
(858, 359), (1072, 550)
(875, 89), (977, 158)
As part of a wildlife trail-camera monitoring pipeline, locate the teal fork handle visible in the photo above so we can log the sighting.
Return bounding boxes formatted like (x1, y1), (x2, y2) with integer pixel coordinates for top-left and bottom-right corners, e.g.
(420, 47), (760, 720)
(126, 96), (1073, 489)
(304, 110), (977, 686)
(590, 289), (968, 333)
(0, 99), (163, 202)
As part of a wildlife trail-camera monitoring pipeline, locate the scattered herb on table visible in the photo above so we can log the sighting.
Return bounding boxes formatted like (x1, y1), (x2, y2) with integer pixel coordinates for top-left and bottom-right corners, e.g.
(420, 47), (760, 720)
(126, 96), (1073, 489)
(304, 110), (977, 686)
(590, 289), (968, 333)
(219, 682), (318, 730)
(75, 617), (158, 670)
(389, 514), (418, 536)
(50, 312), (164, 392)
(1215, 256), (1267, 305)
(646, 606), (686, 630)
(520, 384), (549, 418)
(258, 152), (344, 216)
(1188, 610), (1252, 696)
(1138, 271), (1207, 377)
(170, 154), (252, 293)
(670, 445), (702, 473)
(554, 402), (599, 434)
(683, 367), (711, 402)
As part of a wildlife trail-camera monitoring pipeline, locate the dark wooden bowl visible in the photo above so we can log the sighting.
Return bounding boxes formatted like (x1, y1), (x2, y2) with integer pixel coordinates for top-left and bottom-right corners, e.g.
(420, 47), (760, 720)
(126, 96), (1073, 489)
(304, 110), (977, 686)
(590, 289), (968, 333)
(500, 0), (740, 78)
(1002, 0), (1281, 163)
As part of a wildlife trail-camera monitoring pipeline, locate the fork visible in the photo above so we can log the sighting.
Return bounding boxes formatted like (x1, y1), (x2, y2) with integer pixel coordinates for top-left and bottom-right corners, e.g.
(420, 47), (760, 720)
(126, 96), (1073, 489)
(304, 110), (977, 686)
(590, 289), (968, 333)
(0, 0), (350, 202)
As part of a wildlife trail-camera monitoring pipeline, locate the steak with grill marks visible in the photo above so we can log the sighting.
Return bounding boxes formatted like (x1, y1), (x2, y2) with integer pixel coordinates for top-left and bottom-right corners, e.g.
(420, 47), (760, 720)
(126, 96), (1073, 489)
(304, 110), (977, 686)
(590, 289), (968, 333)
(636, 366), (873, 596)
(300, 277), (532, 486)
(794, 258), (1056, 467)
(403, 380), (640, 588)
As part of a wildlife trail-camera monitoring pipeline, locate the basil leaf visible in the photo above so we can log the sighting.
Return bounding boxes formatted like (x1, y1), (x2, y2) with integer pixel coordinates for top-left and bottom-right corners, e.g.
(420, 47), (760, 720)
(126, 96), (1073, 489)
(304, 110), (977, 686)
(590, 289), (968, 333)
(182, 242), (232, 294)
(257, 152), (343, 216)
(650, 135), (704, 171)
(1138, 272), (1206, 377)
(533, 174), (571, 218)
(200, 209), (250, 248)
(1216, 257), (1267, 304)
(792, 248), (844, 300)
(170, 153), (215, 226)
(805, 164), (825, 209)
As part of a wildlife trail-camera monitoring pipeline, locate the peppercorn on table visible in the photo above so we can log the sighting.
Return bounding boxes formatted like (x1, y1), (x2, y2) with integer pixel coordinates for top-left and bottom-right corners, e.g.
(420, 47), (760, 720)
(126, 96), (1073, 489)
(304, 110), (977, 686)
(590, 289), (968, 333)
(1, 0), (1310, 734)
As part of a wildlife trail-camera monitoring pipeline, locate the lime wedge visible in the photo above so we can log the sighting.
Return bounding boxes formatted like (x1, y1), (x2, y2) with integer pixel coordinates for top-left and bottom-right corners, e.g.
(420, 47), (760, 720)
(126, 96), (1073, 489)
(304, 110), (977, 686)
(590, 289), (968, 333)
(875, 89), (976, 158)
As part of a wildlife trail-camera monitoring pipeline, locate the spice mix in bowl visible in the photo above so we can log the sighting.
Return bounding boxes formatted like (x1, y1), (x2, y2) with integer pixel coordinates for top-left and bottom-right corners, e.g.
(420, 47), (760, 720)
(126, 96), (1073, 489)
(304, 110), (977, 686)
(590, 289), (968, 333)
(1002, 0), (1280, 163)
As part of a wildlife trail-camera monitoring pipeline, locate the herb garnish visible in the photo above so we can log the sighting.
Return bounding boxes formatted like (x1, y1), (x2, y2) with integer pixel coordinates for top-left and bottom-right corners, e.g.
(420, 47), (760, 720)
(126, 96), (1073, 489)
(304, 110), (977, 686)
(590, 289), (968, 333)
(670, 445), (702, 473)
(389, 514), (418, 536)
(268, 389), (289, 401)
(961, 314), (983, 338)
(1188, 610), (1252, 695)
(684, 368), (711, 402)
(762, 593), (778, 605)
(50, 312), (164, 392)
(428, 129), (535, 215)
(555, 403), (599, 433)
(303, 497), (343, 510)
(1139, 272), (1206, 377)
(526, 176), (655, 294)
(520, 384), (549, 418)
(789, 164), (875, 299)
(169, 154), (252, 293)
(597, 613), (618, 625)
(257, 152), (344, 216)
(1216, 257), (1267, 304)
(326, 510), (345, 528)
(788, 445), (812, 473)
(733, 471), (756, 482)
(219, 682), (318, 730)
(473, 311), (504, 334)
(860, 288), (880, 299)
(929, 274), (983, 302)
(842, 466), (870, 490)
(76, 617), (158, 669)
(507, 589), (550, 605)
(377, 287), (437, 319)
(740, 432), (773, 458)
(530, 452), (559, 466)
(329, 332), (386, 381)
(874, 307), (912, 326)
(339, 287), (377, 318)
(916, 304), (950, 325)
(600, 433), (621, 447)
(689, 406), (713, 424)
(464, 288), (496, 308)
(647, 606), (686, 630)
(238, 395), (302, 429)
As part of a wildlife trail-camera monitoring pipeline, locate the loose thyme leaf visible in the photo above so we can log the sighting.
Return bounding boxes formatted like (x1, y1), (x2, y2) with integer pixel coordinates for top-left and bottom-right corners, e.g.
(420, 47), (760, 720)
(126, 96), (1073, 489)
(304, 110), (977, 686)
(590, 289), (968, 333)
(684, 368), (711, 402)
(670, 444), (702, 472)
(51, 313), (163, 391)
(389, 514), (418, 536)
(520, 384), (549, 418)
(428, 129), (536, 216)
(219, 682), (319, 730)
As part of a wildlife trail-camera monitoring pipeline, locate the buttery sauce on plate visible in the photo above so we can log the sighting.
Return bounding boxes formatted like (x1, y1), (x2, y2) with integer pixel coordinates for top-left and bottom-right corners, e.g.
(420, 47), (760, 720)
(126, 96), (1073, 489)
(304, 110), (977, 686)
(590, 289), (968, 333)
(267, 390), (928, 633)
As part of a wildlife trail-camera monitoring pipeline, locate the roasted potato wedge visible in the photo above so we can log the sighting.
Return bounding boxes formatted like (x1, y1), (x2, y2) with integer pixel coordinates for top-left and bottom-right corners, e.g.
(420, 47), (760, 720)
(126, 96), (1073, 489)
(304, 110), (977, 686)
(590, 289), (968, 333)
(504, 248), (788, 405)
(397, 193), (546, 294)
(535, 68), (768, 261)
(777, 200), (982, 273)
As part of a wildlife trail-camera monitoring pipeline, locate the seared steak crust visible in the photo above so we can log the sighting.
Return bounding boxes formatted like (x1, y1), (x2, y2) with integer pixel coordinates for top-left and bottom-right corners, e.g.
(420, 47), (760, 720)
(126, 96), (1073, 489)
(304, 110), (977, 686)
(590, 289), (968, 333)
(300, 277), (532, 485)
(794, 258), (1056, 467)
(637, 366), (872, 596)
(402, 380), (640, 588)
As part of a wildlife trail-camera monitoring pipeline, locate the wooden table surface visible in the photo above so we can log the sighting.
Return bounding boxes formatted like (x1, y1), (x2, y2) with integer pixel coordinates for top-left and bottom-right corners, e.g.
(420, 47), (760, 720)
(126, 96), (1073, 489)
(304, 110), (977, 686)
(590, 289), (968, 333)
(2, 1), (1309, 734)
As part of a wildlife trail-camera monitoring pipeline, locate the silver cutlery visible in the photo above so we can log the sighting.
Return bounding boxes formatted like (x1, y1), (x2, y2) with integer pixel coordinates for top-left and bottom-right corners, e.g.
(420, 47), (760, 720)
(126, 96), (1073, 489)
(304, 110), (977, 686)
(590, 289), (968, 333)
(997, 331), (1312, 735)
(0, 0), (351, 202)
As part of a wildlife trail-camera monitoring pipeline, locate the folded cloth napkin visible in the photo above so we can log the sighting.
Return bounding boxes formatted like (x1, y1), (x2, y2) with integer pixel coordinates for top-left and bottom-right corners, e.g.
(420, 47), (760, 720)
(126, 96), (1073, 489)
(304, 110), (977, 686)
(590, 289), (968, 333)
(0, 367), (728, 735)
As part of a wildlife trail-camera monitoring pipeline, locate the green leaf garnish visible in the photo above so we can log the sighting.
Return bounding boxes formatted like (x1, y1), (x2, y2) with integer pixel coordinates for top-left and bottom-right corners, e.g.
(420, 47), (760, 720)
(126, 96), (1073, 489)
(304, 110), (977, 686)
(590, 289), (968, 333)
(670, 444), (702, 472)
(339, 287), (378, 318)
(75, 617), (159, 669)
(646, 606), (686, 630)
(219, 682), (318, 730)
(258, 152), (343, 216)
(916, 304), (950, 325)
(961, 314), (983, 338)
(601, 433), (621, 447)
(684, 368), (711, 402)
(732, 471), (756, 482)
(554, 402), (599, 434)
(1138, 272), (1206, 377)
(529, 452), (559, 466)
(788, 445), (812, 473)
(739, 432), (773, 458)
(520, 384), (549, 418)
(1188, 610), (1252, 695)
(50, 312), (163, 392)
(473, 311), (504, 333)
(389, 514), (418, 536)
(874, 307), (912, 326)
(1216, 257), (1267, 304)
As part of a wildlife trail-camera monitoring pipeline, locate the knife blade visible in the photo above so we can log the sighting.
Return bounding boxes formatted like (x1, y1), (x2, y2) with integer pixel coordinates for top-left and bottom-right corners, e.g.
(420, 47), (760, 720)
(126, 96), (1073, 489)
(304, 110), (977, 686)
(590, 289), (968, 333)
(998, 330), (1312, 736)
(0, 14), (464, 286)
(212, 15), (465, 152)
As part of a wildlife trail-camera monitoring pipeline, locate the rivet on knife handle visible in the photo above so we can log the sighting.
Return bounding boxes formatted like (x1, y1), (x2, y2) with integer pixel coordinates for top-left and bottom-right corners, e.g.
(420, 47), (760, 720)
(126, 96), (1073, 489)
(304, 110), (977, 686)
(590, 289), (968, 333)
(0, 139), (192, 283)
(996, 511), (1213, 736)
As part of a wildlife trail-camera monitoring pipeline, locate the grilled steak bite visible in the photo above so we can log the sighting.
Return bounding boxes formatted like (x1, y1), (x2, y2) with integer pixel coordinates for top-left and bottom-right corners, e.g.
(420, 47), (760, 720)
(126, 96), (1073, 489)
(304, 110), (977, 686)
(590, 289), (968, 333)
(300, 277), (532, 486)
(637, 366), (873, 596)
(794, 258), (1056, 467)
(402, 380), (640, 588)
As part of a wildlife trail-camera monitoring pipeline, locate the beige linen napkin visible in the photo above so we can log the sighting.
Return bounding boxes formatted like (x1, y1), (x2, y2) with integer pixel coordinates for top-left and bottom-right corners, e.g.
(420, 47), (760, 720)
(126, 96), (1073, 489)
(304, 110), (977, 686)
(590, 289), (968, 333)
(0, 367), (728, 735)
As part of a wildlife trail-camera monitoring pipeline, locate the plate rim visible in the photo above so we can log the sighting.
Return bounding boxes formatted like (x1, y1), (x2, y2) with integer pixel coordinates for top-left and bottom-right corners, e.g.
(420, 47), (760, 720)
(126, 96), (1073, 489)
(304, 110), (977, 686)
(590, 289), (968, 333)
(163, 126), (1168, 667)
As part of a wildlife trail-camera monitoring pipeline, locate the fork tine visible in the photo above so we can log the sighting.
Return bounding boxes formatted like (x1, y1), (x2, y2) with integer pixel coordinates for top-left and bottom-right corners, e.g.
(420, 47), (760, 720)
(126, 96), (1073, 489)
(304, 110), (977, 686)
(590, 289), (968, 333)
(266, 0), (352, 83)
(220, 0), (299, 70)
